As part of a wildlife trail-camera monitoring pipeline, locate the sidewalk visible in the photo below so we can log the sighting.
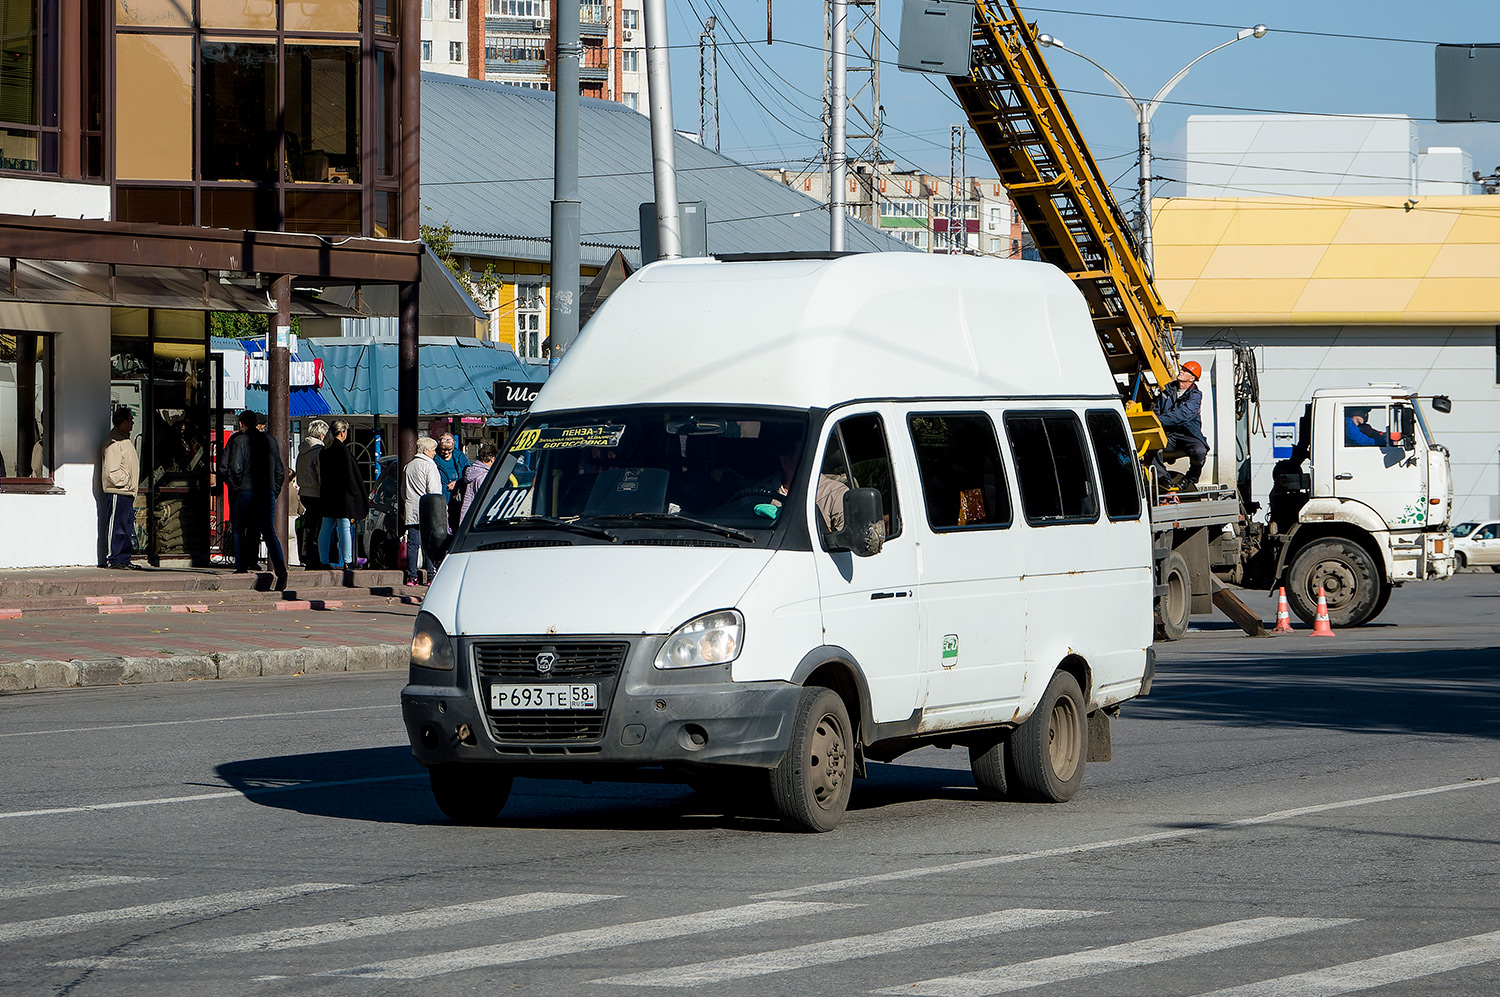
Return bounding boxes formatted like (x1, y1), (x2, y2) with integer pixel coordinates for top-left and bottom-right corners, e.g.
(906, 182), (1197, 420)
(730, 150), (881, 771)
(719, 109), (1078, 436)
(0, 565), (423, 694)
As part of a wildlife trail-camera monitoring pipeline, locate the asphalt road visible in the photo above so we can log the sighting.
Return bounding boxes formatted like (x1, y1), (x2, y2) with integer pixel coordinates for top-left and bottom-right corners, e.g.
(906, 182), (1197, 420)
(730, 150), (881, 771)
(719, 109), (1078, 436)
(1, 573), (1496, 996)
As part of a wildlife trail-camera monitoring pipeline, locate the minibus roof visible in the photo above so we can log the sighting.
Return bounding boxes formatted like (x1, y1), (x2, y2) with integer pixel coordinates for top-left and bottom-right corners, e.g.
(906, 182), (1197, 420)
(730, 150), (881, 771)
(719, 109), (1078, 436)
(535, 254), (1119, 412)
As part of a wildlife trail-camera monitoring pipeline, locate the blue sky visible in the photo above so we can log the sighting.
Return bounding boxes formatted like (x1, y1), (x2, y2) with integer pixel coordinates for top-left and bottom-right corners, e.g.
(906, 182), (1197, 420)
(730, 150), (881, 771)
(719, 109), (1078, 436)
(660, 1), (1500, 199)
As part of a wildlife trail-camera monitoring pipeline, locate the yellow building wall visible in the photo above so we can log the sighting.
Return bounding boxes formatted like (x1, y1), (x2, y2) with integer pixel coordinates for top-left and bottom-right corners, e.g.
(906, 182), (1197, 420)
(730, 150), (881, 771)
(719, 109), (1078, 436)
(1153, 196), (1500, 325)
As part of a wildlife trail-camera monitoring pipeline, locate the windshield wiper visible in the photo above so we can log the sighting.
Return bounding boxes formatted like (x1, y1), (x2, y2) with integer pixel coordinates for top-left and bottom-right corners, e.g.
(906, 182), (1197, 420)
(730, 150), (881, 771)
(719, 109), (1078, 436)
(484, 516), (619, 542)
(588, 513), (754, 543)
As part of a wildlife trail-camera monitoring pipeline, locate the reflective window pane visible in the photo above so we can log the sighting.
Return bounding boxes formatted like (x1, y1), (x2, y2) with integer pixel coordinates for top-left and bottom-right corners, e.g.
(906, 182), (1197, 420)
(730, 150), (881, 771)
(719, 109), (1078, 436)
(115, 33), (193, 180)
(0, 127), (40, 171)
(285, 187), (360, 234)
(284, 0), (360, 33)
(0, 0), (38, 127)
(116, 185), (194, 224)
(373, 190), (397, 237)
(285, 44), (361, 184)
(201, 40), (278, 182)
(200, 0), (276, 30)
(374, 0), (396, 34)
(114, 0), (191, 28)
(203, 187), (278, 229)
(0, 333), (51, 479)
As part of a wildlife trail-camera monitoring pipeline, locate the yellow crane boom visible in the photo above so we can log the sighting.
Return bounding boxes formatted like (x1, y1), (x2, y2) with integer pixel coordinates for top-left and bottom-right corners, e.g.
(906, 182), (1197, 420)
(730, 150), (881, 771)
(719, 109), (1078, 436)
(951, 0), (1180, 452)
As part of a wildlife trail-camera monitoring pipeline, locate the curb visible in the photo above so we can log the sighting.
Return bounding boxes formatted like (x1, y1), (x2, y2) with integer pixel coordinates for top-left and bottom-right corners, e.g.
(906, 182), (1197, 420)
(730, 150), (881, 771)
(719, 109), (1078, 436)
(0, 644), (409, 694)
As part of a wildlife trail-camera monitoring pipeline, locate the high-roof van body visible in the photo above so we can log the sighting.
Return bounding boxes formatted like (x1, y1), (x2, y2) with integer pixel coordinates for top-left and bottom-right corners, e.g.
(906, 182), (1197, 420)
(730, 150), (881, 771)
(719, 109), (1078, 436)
(402, 254), (1153, 831)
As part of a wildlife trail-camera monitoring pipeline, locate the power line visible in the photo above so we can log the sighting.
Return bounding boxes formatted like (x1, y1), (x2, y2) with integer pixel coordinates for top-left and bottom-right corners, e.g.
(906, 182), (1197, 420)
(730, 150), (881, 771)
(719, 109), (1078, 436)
(1017, 6), (1452, 48)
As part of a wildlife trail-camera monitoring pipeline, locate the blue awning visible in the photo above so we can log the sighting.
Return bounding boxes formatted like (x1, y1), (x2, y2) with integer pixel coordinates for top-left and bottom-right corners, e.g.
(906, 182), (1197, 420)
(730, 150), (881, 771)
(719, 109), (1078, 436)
(302, 336), (547, 417)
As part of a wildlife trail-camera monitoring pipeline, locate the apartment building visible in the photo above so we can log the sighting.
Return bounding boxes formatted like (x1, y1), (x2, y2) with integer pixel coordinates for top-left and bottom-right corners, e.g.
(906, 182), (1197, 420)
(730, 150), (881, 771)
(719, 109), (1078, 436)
(420, 0), (649, 109)
(760, 162), (1023, 258)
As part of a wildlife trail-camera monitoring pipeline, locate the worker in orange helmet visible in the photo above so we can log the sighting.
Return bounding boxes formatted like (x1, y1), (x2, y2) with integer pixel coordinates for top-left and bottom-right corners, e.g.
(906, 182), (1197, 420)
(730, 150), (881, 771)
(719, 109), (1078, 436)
(1152, 360), (1209, 491)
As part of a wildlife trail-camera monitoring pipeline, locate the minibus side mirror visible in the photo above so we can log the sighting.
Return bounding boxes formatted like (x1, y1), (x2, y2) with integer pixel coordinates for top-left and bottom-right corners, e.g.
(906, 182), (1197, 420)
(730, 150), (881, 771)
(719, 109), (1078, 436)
(1432, 395), (1452, 414)
(419, 493), (451, 564)
(833, 487), (885, 558)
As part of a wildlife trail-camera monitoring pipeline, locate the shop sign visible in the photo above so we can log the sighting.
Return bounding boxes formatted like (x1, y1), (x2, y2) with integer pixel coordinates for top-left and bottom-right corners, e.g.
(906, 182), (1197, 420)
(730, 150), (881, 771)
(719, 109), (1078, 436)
(492, 380), (541, 412)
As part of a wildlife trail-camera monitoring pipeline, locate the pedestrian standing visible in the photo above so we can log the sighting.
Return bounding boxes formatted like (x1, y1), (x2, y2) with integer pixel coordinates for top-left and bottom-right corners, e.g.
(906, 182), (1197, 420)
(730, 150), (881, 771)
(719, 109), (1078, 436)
(222, 410), (288, 588)
(295, 420), (328, 568)
(432, 433), (470, 531)
(458, 442), (496, 524)
(98, 406), (139, 569)
(318, 419), (368, 570)
(402, 436), (444, 586)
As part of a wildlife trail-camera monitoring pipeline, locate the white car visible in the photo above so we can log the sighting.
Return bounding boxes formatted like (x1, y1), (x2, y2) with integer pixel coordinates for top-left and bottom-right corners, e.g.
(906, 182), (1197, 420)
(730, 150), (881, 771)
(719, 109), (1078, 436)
(1452, 521), (1500, 572)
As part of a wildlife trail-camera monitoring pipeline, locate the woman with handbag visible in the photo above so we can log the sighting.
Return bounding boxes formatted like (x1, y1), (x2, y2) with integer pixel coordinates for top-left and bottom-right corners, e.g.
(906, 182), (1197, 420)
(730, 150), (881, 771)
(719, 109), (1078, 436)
(317, 420), (369, 569)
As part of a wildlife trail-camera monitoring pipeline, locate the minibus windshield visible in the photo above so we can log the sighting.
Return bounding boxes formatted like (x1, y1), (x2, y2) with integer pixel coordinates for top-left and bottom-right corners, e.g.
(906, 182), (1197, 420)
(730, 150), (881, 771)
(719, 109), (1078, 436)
(470, 407), (810, 537)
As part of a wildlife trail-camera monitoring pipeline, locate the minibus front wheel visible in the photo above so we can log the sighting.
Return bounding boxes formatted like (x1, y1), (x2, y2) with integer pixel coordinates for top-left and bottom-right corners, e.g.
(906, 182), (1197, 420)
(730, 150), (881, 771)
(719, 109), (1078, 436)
(428, 763), (513, 824)
(769, 686), (853, 832)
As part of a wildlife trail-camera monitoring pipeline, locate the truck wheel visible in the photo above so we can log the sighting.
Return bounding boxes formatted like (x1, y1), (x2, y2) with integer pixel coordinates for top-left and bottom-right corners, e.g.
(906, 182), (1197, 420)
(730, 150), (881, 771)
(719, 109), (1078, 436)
(768, 686), (853, 832)
(1010, 671), (1086, 803)
(1491, 566), (1500, 574)
(1154, 550), (1191, 641)
(428, 763), (512, 824)
(1287, 539), (1380, 628)
(968, 732), (1016, 800)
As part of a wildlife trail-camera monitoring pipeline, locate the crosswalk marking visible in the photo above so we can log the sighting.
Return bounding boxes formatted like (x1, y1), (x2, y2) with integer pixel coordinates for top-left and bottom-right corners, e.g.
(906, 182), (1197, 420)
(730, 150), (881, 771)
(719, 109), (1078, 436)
(1192, 928), (1500, 997)
(51, 892), (618, 969)
(883, 917), (1357, 996)
(0, 875), (153, 903)
(317, 900), (859, 980)
(595, 908), (1101, 988)
(754, 779), (1496, 900)
(0, 883), (346, 944)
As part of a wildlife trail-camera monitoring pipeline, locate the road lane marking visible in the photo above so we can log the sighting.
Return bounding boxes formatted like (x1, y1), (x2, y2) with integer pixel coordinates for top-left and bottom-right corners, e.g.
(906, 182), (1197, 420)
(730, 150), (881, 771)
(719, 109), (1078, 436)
(1192, 928), (1500, 996)
(0, 883), (346, 944)
(0, 875), (154, 902)
(0, 704), (399, 739)
(51, 892), (618, 968)
(755, 778), (1494, 899)
(595, 908), (1100, 988)
(884, 917), (1357, 996)
(0, 773), (424, 820)
(317, 900), (859, 980)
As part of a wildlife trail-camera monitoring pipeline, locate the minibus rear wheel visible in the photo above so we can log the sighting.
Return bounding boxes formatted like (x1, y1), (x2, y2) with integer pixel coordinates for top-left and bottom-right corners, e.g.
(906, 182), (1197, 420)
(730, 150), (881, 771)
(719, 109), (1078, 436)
(428, 763), (513, 824)
(769, 686), (853, 832)
(1010, 671), (1086, 803)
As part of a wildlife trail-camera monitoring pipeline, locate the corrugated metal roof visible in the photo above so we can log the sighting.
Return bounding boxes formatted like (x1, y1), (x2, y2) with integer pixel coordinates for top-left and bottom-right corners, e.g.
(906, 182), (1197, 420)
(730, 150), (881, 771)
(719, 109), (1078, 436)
(302, 336), (547, 416)
(419, 73), (920, 269)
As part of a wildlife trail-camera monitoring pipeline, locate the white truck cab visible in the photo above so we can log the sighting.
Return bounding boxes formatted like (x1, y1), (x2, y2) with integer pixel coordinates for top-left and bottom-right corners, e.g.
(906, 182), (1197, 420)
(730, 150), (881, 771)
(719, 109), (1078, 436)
(402, 254), (1154, 832)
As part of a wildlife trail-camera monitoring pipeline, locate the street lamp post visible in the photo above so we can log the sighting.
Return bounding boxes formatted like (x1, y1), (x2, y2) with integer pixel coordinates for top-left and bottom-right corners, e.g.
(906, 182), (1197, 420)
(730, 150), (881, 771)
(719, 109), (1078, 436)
(1038, 25), (1268, 273)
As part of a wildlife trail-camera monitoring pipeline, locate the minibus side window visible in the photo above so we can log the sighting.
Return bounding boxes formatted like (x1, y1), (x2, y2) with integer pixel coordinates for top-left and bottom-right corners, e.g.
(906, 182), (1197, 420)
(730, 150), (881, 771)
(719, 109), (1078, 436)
(1004, 412), (1100, 525)
(907, 413), (1012, 530)
(1085, 409), (1143, 521)
(820, 413), (901, 543)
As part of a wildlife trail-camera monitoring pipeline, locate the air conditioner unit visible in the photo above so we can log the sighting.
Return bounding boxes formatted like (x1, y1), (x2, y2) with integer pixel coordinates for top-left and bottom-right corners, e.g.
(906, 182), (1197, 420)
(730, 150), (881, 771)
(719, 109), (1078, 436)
(533, 18), (543, 29)
(622, 28), (632, 40)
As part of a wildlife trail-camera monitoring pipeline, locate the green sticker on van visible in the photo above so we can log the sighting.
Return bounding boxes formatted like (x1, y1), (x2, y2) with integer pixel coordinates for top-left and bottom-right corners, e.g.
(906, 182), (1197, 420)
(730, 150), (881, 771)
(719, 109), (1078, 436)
(942, 634), (959, 669)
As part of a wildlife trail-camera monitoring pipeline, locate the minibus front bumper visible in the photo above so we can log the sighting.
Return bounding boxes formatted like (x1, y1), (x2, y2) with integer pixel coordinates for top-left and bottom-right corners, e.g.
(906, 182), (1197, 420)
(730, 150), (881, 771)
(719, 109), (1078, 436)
(401, 635), (800, 770)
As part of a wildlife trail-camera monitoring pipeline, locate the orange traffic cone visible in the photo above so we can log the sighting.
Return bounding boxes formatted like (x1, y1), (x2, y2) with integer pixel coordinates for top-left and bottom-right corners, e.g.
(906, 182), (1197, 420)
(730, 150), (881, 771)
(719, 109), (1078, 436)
(1310, 586), (1336, 636)
(1273, 587), (1294, 633)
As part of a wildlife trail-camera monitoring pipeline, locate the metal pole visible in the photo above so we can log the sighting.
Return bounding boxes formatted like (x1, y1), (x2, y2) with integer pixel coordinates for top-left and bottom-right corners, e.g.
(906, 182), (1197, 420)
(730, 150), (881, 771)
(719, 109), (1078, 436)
(549, 0), (582, 363)
(829, 0), (847, 252)
(948, 124), (960, 254)
(269, 274), (292, 558)
(645, 0), (682, 259)
(1138, 117), (1153, 272)
(699, 17), (719, 153)
(398, 280), (419, 468)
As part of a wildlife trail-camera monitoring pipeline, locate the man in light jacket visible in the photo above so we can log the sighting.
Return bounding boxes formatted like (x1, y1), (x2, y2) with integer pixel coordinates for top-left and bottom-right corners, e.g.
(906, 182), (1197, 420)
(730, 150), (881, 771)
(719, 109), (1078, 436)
(99, 406), (139, 568)
(402, 436), (444, 586)
(295, 420), (328, 568)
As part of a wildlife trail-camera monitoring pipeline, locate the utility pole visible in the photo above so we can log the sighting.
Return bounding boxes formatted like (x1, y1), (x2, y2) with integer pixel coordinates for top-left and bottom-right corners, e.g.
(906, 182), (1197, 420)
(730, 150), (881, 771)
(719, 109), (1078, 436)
(828, 0), (847, 251)
(947, 125), (965, 254)
(823, 0), (880, 227)
(699, 16), (720, 153)
(645, 0), (682, 259)
(548, 0), (581, 364)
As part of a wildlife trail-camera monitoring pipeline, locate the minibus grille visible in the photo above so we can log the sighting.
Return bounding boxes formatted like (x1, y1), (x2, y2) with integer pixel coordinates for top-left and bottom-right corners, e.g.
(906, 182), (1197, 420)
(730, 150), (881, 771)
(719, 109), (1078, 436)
(472, 640), (628, 680)
(488, 711), (608, 742)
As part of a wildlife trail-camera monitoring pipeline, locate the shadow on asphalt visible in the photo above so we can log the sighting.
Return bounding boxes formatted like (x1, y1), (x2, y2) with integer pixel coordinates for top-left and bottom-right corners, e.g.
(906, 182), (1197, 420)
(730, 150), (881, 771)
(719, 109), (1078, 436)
(216, 747), (979, 830)
(1142, 645), (1500, 739)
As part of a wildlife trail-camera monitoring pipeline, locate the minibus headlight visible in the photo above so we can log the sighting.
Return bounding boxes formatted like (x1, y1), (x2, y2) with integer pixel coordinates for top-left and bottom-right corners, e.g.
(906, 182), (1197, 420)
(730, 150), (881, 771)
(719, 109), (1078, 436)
(410, 612), (455, 671)
(655, 610), (743, 669)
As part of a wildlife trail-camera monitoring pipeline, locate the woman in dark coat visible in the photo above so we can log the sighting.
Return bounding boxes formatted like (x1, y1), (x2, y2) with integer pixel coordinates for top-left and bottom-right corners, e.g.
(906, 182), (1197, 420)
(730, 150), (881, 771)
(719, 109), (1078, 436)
(317, 420), (369, 568)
